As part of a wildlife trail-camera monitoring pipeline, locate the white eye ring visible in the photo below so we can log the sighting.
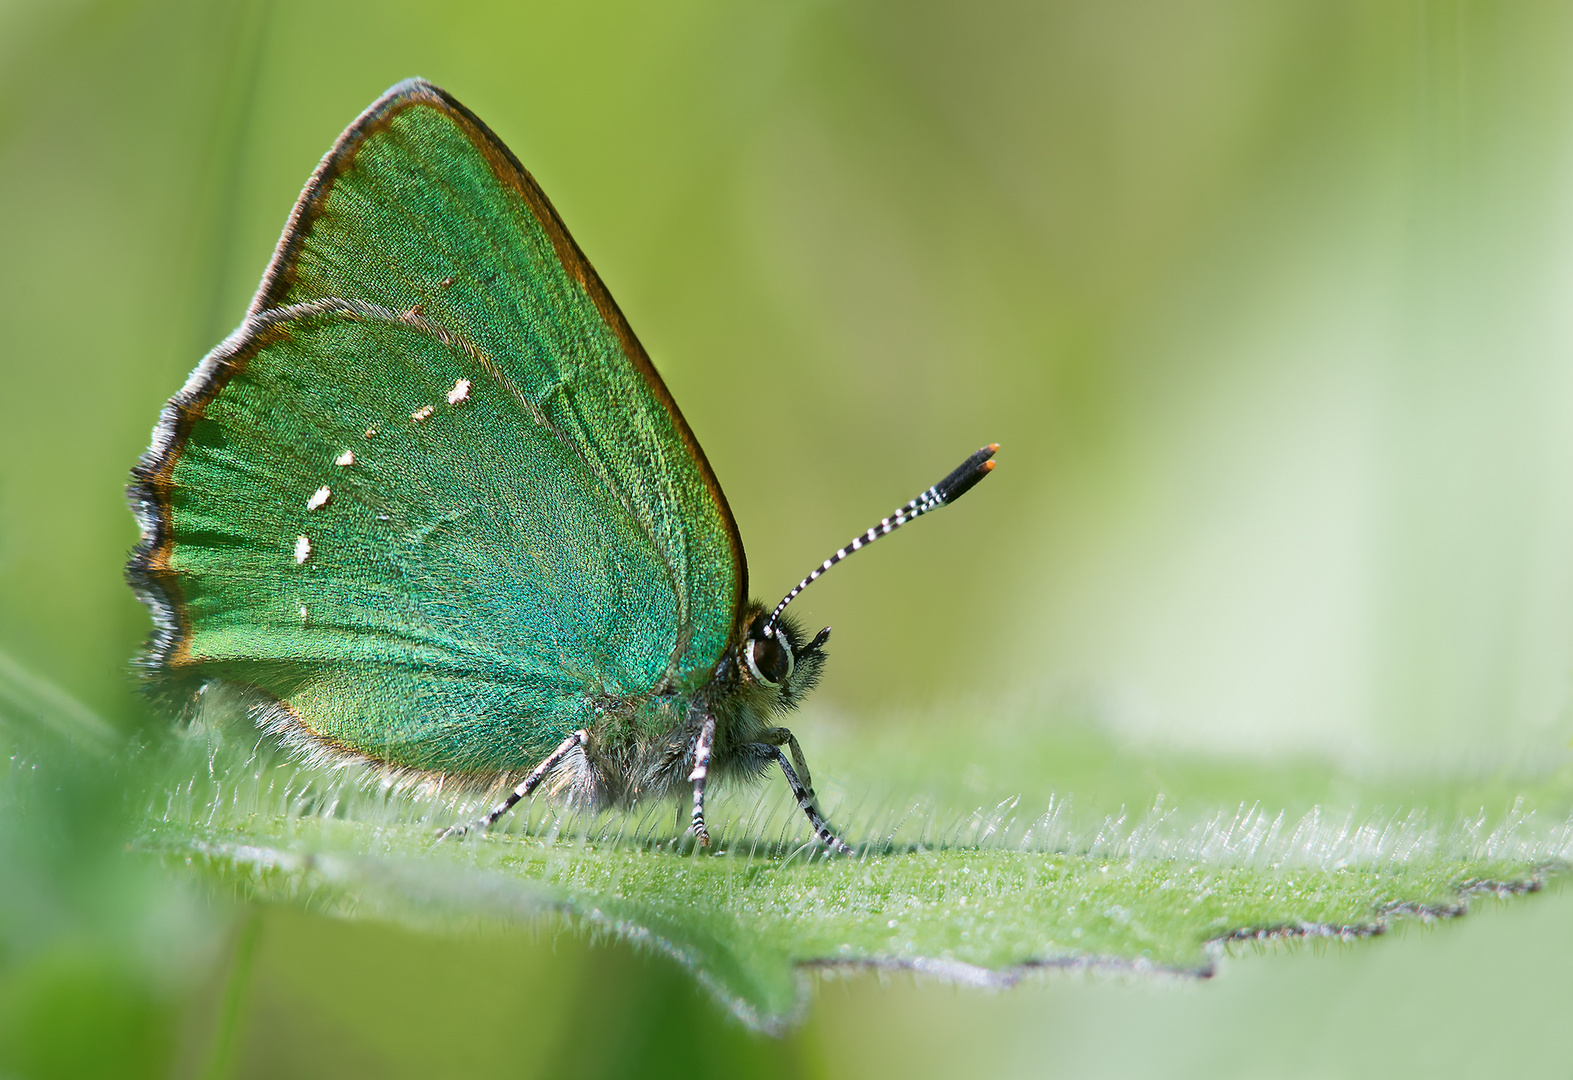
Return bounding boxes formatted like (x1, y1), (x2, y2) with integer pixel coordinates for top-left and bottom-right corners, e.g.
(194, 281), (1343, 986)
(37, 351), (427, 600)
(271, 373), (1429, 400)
(744, 628), (795, 687)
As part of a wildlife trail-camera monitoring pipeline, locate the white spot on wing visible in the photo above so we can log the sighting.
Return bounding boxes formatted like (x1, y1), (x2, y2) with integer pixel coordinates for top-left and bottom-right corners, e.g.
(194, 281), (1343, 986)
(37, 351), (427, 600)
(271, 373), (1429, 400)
(306, 485), (331, 511)
(294, 535), (312, 565)
(335, 450), (355, 467)
(299, 605), (308, 622)
(447, 378), (471, 405)
(411, 404), (434, 422)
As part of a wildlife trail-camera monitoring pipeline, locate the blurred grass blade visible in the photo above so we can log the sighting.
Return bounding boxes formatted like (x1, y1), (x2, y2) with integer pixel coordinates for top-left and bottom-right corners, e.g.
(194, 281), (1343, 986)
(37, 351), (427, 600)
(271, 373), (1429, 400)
(201, 912), (264, 1080)
(0, 646), (120, 754)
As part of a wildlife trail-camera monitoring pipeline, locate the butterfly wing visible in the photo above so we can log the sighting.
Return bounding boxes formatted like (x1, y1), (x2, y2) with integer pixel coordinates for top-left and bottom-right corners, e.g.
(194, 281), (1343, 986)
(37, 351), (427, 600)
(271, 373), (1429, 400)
(128, 80), (744, 774)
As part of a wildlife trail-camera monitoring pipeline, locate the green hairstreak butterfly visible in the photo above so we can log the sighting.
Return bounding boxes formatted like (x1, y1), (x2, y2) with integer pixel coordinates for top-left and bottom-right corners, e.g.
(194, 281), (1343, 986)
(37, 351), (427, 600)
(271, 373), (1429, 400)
(127, 78), (996, 852)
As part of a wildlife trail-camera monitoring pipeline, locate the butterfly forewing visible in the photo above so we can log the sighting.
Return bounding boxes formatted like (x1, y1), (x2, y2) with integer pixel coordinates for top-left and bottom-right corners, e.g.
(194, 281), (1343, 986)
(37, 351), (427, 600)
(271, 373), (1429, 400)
(131, 80), (743, 774)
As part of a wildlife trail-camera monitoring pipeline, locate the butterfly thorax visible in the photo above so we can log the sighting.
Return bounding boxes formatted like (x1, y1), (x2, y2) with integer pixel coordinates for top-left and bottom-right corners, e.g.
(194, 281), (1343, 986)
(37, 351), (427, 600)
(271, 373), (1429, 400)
(555, 605), (826, 810)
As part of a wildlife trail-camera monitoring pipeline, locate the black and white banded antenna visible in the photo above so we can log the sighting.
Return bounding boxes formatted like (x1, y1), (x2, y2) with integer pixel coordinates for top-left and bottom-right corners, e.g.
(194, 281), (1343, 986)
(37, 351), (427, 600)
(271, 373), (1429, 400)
(761, 443), (999, 636)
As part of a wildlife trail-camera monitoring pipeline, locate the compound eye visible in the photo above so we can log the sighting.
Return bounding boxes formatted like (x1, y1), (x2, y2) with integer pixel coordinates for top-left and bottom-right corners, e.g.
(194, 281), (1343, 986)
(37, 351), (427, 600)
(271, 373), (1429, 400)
(744, 629), (794, 687)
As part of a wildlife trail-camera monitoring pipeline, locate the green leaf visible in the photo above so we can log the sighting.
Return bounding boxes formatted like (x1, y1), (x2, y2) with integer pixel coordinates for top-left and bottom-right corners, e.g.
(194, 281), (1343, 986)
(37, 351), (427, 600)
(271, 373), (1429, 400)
(7, 644), (1565, 1034)
(133, 710), (1571, 1033)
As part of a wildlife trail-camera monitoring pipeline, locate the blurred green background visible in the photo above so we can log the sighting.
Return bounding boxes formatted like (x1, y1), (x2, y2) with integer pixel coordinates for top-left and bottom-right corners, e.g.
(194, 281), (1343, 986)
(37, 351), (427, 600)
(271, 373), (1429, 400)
(4, 1), (1573, 1076)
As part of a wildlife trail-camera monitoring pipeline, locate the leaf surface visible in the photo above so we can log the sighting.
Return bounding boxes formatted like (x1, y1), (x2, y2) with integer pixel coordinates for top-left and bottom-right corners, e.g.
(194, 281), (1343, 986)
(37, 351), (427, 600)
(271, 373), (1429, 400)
(134, 714), (1571, 1031)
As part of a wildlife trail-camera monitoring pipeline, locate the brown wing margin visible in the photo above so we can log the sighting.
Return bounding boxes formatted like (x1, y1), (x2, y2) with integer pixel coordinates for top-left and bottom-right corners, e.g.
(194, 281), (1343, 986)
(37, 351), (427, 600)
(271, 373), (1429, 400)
(126, 322), (290, 683)
(127, 78), (748, 686)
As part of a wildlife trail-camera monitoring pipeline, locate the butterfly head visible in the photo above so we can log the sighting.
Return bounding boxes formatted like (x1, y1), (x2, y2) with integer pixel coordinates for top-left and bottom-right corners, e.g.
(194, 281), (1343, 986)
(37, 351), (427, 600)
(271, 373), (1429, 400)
(736, 609), (830, 705)
(743, 622), (794, 687)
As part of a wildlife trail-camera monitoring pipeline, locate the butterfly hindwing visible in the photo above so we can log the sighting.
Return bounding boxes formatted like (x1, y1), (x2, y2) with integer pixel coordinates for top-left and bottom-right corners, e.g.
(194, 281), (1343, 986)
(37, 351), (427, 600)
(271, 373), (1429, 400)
(130, 80), (744, 774)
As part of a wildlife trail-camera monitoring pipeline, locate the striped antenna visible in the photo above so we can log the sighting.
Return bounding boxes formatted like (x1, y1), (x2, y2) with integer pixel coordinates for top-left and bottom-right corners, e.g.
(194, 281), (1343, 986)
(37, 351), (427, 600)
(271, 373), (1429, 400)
(761, 443), (998, 636)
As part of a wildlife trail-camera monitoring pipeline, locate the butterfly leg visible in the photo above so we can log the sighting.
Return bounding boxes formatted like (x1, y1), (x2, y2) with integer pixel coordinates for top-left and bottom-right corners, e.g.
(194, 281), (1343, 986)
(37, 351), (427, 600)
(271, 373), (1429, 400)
(687, 711), (717, 846)
(767, 745), (853, 855)
(438, 729), (587, 840)
(759, 726), (816, 802)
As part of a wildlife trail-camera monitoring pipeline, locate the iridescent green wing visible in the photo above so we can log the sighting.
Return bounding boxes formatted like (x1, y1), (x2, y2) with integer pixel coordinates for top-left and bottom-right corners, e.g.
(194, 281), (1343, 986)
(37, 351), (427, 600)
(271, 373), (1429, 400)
(128, 80), (744, 775)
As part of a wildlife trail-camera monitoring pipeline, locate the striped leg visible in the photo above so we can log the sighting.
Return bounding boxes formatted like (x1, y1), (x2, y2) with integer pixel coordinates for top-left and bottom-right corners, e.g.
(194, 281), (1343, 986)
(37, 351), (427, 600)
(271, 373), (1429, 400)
(769, 746), (853, 855)
(438, 729), (587, 840)
(688, 711), (717, 846)
(760, 726), (816, 801)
